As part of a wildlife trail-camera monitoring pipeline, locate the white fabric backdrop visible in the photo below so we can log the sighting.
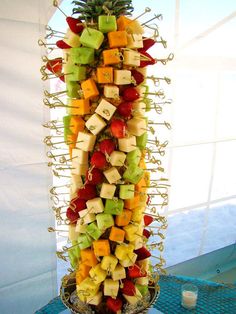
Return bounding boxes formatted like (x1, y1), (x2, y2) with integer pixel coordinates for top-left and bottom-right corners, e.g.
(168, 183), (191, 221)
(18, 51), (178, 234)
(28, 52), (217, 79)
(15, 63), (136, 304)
(0, 1), (60, 313)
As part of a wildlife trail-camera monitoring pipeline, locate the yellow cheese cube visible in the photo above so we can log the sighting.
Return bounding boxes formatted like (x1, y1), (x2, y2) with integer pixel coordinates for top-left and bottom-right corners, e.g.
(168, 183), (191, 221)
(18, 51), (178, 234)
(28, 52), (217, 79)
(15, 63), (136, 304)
(71, 161), (88, 176)
(72, 148), (88, 165)
(70, 174), (83, 199)
(101, 255), (118, 272)
(104, 279), (119, 297)
(81, 78), (99, 99)
(97, 67), (113, 84)
(103, 48), (121, 65)
(68, 98), (91, 116)
(132, 101), (146, 117)
(85, 113), (106, 135)
(108, 31), (128, 48)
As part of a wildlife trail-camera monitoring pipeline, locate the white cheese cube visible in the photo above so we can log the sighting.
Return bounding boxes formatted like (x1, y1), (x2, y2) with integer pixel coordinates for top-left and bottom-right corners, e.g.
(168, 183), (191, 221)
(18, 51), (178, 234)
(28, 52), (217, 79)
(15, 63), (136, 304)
(76, 131), (96, 152)
(111, 264), (126, 281)
(75, 218), (87, 233)
(100, 183), (116, 199)
(64, 28), (81, 47)
(68, 224), (80, 241)
(104, 85), (119, 99)
(95, 99), (116, 121)
(136, 85), (147, 99)
(123, 287), (143, 305)
(127, 118), (146, 136)
(79, 209), (96, 224)
(126, 34), (143, 49)
(86, 197), (104, 214)
(71, 161), (88, 176)
(70, 174), (83, 199)
(103, 167), (121, 184)
(132, 101), (146, 117)
(114, 70), (132, 85)
(104, 279), (119, 297)
(109, 151), (126, 166)
(85, 113), (107, 135)
(118, 135), (136, 152)
(86, 291), (103, 306)
(72, 148), (88, 164)
(123, 50), (140, 67)
(119, 252), (137, 267)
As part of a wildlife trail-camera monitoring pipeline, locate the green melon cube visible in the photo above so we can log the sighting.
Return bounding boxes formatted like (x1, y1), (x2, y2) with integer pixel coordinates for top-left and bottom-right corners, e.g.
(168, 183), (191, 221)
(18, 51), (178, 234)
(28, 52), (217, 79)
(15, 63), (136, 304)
(66, 64), (86, 81)
(126, 148), (141, 166)
(70, 47), (95, 64)
(119, 184), (135, 199)
(104, 199), (124, 215)
(77, 234), (92, 250)
(123, 164), (144, 184)
(136, 284), (149, 296)
(136, 132), (148, 150)
(80, 28), (104, 49)
(86, 222), (102, 240)
(66, 80), (80, 98)
(68, 241), (80, 269)
(96, 213), (114, 231)
(63, 115), (72, 142)
(98, 15), (117, 33)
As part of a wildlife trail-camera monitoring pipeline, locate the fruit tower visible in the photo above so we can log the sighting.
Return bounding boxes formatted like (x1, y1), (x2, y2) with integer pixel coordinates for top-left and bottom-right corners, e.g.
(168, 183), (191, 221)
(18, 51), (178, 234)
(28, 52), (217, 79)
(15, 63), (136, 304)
(40, 0), (171, 313)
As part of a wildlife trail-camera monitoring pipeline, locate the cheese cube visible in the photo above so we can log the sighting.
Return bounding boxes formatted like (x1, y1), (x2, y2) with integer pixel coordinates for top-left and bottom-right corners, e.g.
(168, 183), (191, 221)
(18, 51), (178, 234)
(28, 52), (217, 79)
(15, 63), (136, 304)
(104, 85), (119, 99)
(109, 226), (125, 243)
(119, 184), (135, 199)
(64, 28), (81, 47)
(95, 99), (116, 121)
(100, 183), (116, 199)
(123, 287), (143, 305)
(104, 279), (119, 297)
(87, 291), (103, 305)
(109, 151), (126, 166)
(123, 223), (143, 242)
(77, 277), (100, 302)
(85, 113), (106, 135)
(103, 167), (121, 184)
(98, 15), (117, 33)
(71, 161), (88, 176)
(123, 50), (140, 67)
(115, 243), (134, 260)
(76, 131), (96, 151)
(126, 20), (144, 34)
(127, 33), (143, 49)
(72, 148), (88, 164)
(86, 197), (104, 214)
(115, 209), (132, 227)
(81, 249), (98, 267)
(108, 31), (128, 48)
(114, 69), (132, 85)
(79, 208), (96, 225)
(75, 218), (87, 233)
(118, 135), (136, 152)
(70, 174), (83, 199)
(80, 28), (104, 49)
(103, 48), (121, 65)
(132, 101), (146, 117)
(127, 118), (146, 136)
(97, 67), (113, 84)
(89, 264), (107, 284)
(111, 264), (126, 281)
(67, 98), (91, 116)
(93, 239), (110, 256)
(68, 224), (80, 242)
(101, 255), (118, 272)
(81, 78), (99, 99)
(120, 252), (137, 267)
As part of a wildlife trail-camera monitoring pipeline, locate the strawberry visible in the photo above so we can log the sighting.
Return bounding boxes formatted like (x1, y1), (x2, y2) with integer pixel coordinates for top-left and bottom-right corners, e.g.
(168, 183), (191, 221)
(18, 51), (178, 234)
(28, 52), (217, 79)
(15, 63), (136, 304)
(56, 40), (71, 49)
(139, 50), (156, 67)
(143, 229), (151, 239)
(117, 102), (133, 118)
(110, 119), (127, 138)
(66, 207), (79, 223)
(46, 58), (63, 74)
(70, 198), (87, 212)
(121, 279), (136, 296)
(99, 139), (116, 155)
(91, 151), (107, 169)
(122, 87), (139, 102)
(77, 184), (97, 200)
(128, 264), (147, 278)
(66, 17), (84, 33)
(138, 38), (156, 51)
(131, 69), (145, 85)
(106, 297), (123, 313)
(144, 215), (154, 226)
(86, 168), (104, 185)
(134, 247), (151, 261)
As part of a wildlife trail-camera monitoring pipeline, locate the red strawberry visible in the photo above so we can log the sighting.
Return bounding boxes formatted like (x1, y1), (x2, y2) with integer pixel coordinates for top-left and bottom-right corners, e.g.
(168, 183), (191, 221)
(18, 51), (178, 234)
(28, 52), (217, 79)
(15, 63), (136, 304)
(106, 297), (123, 313)
(144, 215), (154, 226)
(117, 102), (133, 118)
(91, 151), (107, 169)
(121, 279), (136, 296)
(138, 38), (156, 51)
(139, 50), (156, 67)
(86, 168), (104, 185)
(46, 58), (63, 74)
(99, 139), (116, 155)
(70, 198), (87, 212)
(143, 229), (151, 239)
(131, 69), (145, 85)
(128, 264), (147, 278)
(77, 184), (97, 200)
(56, 40), (71, 49)
(110, 119), (127, 138)
(122, 87), (139, 102)
(66, 207), (79, 223)
(66, 17), (84, 33)
(134, 247), (151, 261)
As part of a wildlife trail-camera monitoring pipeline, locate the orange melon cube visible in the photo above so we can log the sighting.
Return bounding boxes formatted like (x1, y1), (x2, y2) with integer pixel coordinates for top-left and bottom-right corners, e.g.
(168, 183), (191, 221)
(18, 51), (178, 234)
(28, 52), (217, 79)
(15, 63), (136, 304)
(76, 262), (91, 284)
(103, 49), (121, 65)
(93, 240), (110, 256)
(81, 78), (99, 99)
(69, 116), (85, 136)
(97, 67), (113, 84)
(108, 31), (128, 48)
(66, 133), (77, 146)
(81, 249), (98, 267)
(115, 209), (132, 227)
(116, 16), (131, 31)
(135, 176), (147, 194)
(124, 194), (140, 210)
(68, 99), (91, 115)
(109, 226), (125, 243)
(139, 158), (146, 169)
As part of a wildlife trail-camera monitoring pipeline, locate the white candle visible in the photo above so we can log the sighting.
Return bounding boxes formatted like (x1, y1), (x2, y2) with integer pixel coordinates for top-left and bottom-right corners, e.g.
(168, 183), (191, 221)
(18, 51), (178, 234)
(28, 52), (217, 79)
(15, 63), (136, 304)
(181, 284), (198, 309)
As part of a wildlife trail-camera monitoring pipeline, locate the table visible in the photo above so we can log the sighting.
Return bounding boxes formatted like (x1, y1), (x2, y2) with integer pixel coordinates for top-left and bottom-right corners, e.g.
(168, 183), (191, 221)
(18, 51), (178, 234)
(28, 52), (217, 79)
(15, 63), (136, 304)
(36, 275), (236, 314)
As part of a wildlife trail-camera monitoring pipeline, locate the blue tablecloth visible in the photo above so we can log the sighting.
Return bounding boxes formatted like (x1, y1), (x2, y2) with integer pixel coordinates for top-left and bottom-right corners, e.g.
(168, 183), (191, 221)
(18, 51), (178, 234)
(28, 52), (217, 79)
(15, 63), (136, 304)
(35, 275), (236, 314)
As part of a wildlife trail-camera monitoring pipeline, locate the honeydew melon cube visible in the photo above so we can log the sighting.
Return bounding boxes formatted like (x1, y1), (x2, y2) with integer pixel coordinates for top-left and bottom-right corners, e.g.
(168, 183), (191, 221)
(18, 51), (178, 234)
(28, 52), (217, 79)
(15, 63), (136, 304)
(66, 80), (80, 98)
(115, 243), (134, 260)
(119, 252), (137, 267)
(127, 118), (146, 136)
(77, 234), (92, 250)
(101, 255), (118, 272)
(85, 113), (107, 135)
(123, 164), (144, 184)
(126, 33), (143, 49)
(104, 198), (124, 215)
(69, 224), (80, 241)
(96, 213), (114, 231)
(109, 151), (126, 166)
(123, 287), (143, 305)
(104, 279), (119, 297)
(119, 184), (135, 199)
(114, 69), (132, 85)
(86, 222), (102, 240)
(136, 284), (149, 296)
(71, 161), (88, 176)
(95, 99), (116, 121)
(136, 276), (149, 285)
(80, 28), (104, 49)
(68, 243), (80, 269)
(126, 20), (144, 35)
(111, 264), (126, 281)
(123, 223), (143, 242)
(70, 47), (95, 64)
(104, 167), (121, 184)
(79, 209), (96, 225)
(86, 197), (104, 214)
(86, 291), (103, 305)
(123, 50), (140, 67)
(77, 277), (100, 302)
(89, 263), (107, 284)
(72, 148), (88, 165)
(76, 131), (96, 152)
(126, 148), (141, 166)
(98, 15), (117, 33)
(70, 174), (83, 199)
(136, 132), (148, 150)
(100, 183), (116, 199)
(104, 85), (119, 99)
(65, 64), (86, 81)
(118, 135), (136, 153)
(64, 29), (81, 47)
(131, 206), (145, 223)
(75, 218), (87, 233)
(132, 101), (146, 117)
